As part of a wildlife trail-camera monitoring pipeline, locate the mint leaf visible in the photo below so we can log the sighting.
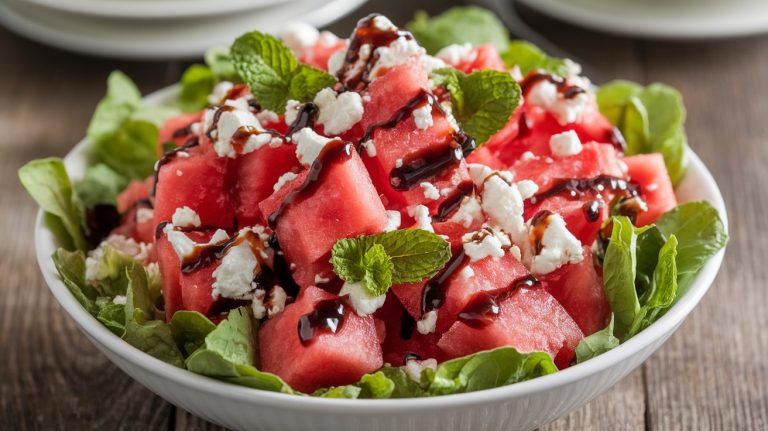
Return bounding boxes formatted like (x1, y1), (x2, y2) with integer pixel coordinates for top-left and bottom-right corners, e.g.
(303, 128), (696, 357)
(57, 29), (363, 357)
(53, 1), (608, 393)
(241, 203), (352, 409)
(170, 311), (217, 357)
(601, 216), (643, 338)
(95, 119), (158, 180)
(407, 6), (509, 55)
(360, 244), (394, 297)
(428, 346), (556, 395)
(185, 307), (296, 394)
(178, 64), (216, 113)
(19, 158), (87, 251)
(52, 248), (99, 314)
(501, 41), (570, 76)
(75, 164), (128, 209)
(576, 314), (620, 363)
(122, 318), (185, 368)
(331, 229), (451, 289)
(597, 81), (689, 184)
(655, 201), (728, 284)
(231, 32), (335, 113)
(432, 68), (520, 145)
(205, 46), (241, 82)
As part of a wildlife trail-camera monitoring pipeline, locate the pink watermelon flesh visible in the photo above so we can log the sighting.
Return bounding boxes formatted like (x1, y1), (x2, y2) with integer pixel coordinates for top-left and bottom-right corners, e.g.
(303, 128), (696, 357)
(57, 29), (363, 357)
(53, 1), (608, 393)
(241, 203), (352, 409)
(153, 145), (235, 230)
(624, 154), (677, 226)
(455, 44), (506, 73)
(437, 287), (584, 368)
(525, 195), (607, 246)
(158, 112), (202, 156)
(259, 149), (387, 271)
(156, 234), (182, 320)
(541, 246), (611, 335)
(298, 38), (346, 71)
(259, 285), (383, 393)
(232, 143), (301, 226)
(376, 294), (447, 366)
(391, 251), (530, 335)
(113, 177), (155, 244)
(360, 61), (429, 130)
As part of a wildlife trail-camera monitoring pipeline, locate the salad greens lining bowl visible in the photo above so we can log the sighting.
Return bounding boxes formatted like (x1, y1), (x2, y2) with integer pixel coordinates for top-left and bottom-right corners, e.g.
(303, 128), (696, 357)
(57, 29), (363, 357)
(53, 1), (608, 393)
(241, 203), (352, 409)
(35, 83), (727, 431)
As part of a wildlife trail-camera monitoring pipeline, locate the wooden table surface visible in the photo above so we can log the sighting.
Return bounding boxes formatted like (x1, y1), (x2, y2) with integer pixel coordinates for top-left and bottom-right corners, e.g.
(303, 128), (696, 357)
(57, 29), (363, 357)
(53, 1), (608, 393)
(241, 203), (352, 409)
(1, 1), (766, 429)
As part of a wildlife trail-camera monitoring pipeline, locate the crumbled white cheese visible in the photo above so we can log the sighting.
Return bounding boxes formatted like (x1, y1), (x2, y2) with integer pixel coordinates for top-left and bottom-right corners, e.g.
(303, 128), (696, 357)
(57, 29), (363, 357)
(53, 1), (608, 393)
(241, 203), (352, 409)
(448, 195), (484, 228)
(284, 99), (301, 126)
(293, 127), (336, 166)
(208, 81), (234, 105)
(509, 244), (522, 261)
(436, 43), (477, 66)
(256, 110), (280, 125)
(383, 210), (402, 232)
(420, 182), (440, 200)
(416, 310), (438, 334)
(520, 151), (537, 161)
(526, 79), (590, 125)
(460, 265), (475, 280)
(314, 87), (364, 135)
(515, 180), (539, 200)
(527, 80), (558, 108)
(339, 281), (386, 315)
(136, 207), (154, 224)
(410, 205), (434, 232)
(176, 170), (183, 177)
(165, 225), (228, 262)
(327, 49), (347, 78)
(171, 206), (201, 228)
(361, 139), (377, 157)
(525, 213), (584, 275)
(372, 15), (397, 31)
(203, 106), (271, 158)
(283, 22), (320, 55)
(273, 171), (298, 192)
(481, 174), (527, 240)
(318, 31), (340, 47)
(468, 163), (494, 188)
(563, 58), (583, 77)
(646, 183), (659, 192)
(462, 228), (510, 262)
(314, 274), (331, 284)
(395, 158), (403, 168)
(112, 295), (127, 305)
(251, 289), (267, 319)
(267, 286), (287, 317)
(212, 240), (259, 300)
(412, 103), (434, 130)
(510, 65), (523, 81)
(549, 130), (583, 157)
(404, 357), (438, 382)
(369, 36), (425, 79)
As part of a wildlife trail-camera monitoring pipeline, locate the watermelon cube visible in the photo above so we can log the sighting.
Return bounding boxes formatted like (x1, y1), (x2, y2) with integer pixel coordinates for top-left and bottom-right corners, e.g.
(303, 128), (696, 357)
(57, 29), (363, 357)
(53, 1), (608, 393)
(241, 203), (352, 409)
(624, 154), (677, 226)
(376, 294), (447, 366)
(157, 112), (202, 156)
(153, 145), (235, 230)
(525, 195), (607, 246)
(259, 285), (383, 393)
(541, 246), (611, 335)
(437, 287), (584, 368)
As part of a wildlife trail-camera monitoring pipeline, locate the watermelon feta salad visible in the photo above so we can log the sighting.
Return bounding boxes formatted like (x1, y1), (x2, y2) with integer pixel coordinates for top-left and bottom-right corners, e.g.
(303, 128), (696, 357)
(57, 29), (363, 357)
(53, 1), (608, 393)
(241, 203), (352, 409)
(20, 7), (727, 398)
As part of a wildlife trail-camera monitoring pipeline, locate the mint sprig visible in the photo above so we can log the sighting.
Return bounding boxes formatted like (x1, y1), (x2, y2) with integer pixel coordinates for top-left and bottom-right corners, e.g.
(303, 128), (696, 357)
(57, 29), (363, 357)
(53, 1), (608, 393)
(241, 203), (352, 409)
(230, 32), (336, 113)
(330, 229), (451, 297)
(407, 6), (510, 55)
(432, 68), (521, 145)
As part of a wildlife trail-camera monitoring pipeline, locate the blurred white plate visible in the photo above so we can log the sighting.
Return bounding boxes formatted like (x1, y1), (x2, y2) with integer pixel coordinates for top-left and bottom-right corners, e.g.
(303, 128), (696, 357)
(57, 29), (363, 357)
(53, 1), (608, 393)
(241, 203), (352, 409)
(23, 0), (295, 20)
(518, 0), (768, 39)
(0, 0), (366, 59)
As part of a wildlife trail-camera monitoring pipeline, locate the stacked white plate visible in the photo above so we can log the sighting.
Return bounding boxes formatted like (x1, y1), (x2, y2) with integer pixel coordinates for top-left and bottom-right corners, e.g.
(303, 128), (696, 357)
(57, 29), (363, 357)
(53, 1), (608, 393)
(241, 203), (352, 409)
(0, 0), (368, 59)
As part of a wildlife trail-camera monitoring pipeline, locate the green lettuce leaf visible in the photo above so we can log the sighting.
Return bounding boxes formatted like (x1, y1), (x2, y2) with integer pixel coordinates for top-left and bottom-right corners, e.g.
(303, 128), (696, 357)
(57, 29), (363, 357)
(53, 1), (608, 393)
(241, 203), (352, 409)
(97, 303), (126, 336)
(19, 158), (87, 251)
(602, 216), (644, 337)
(596, 80), (689, 184)
(86, 71), (141, 147)
(51, 248), (99, 314)
(501, 41), (570, 76)
(314, 366), (427, 399)
(122, 316), (185, 368)
(74, 163), (128, 209)
(94, 119), (158, 180)
(185, 307), (295, 394)
(230, 32), (335, 113)
(170, 311), (217, 357)
(178, 64), (217, 113)
(432, 68), (521, 145)
(575, 314), (620, 363)
(428, 347), (557, 395)
(627, 235), (678, 336)
(407, 6), (509, 55)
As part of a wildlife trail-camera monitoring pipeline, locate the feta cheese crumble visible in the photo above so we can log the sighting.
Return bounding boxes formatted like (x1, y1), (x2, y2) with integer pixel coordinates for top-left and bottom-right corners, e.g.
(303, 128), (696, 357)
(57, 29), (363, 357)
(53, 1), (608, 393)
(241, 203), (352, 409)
(549, 130), (583, 157)
(404, 357), (438, 382)
(171, 206), (201, 228)
(412, 102), (434, 130)
(410, 205), (434, 232)
(273, 171), (298, 192)
(361, 139), (377, 157)
(313, 87), (364, 135)
(208, 81), (234, 105)
(339, 281), (386, 315)
(416, 310), (438, 334)
(383, 210), (402, 232)
(481, 174), (527, 240)
(448, 195), (484, 228)
(203, 106), (272, 158)
(468, 163), (494, 188)
(212, 241), (259, 299)
(436, 43), (477, 66)
(525, 213), (584, 274)
(293, 127), (337, 166)
(283, 22), (320, 55)
(420, 182), (440, 200)
(284, 99), (301, 126)
(164, 225), (228, 262)
(526, 80), (590, 126)
(462, 227), (511, 262)
(85, 234), (153, 281)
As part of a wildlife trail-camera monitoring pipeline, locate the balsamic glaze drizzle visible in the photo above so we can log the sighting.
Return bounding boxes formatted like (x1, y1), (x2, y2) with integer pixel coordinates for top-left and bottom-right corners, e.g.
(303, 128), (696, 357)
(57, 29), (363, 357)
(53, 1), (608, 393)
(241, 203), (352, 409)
(519, 71), (585, 100)
(286, 102), (319, 136)
(267, 234), (301, 298)
(298, 297), (347, 345)
(529, 210), (553, 256)
(583, 200), (602, 222)
(528, 175), (641, 205)
(400, 309), (417, 340)
(180, 229), (265, 274)
(433, 182), (474, 222)
(421, 250), (468, 314)
(457, 275), (540, 328)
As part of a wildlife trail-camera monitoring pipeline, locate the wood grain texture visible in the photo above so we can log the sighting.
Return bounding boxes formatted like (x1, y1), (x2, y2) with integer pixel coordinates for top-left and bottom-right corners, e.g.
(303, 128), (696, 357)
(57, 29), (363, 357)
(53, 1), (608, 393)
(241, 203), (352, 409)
(0, 0), (766, 429)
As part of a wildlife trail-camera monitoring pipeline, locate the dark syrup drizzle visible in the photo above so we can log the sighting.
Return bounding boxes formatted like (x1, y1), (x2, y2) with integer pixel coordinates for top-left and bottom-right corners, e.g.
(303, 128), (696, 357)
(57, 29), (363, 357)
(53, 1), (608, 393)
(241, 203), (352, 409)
(286, 102), (319, 136)
(172, 123), (194, 138)
(421, 250), (468, 315)
(457, 275), (540, 328)
(180, 229), (266, 274)
(267, 139), (352, 229)
(267, 234), (301, 298)
(519, 71), (585, 100)
(336, 14), (412, 91)
(433, 181), (474, 222)
(529, 210), (553, 255)
(583, 200), (603, 223)
(298, 297), (347, 345)
(85, 204), (121, 245)
(400, 309), (417, 340)
(403, 352), (422, 363)
(528, 175), (641, 206)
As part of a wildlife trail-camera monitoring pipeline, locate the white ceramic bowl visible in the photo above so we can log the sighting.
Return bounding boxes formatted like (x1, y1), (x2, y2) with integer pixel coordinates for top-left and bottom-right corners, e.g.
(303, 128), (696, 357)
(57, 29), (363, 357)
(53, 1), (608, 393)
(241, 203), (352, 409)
(35, 85), (728, 431)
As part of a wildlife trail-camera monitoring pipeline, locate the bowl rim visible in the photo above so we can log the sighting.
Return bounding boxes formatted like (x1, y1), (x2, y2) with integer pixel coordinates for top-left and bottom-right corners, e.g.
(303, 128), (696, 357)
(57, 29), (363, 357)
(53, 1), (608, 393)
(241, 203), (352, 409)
(34, 84), (728, 412)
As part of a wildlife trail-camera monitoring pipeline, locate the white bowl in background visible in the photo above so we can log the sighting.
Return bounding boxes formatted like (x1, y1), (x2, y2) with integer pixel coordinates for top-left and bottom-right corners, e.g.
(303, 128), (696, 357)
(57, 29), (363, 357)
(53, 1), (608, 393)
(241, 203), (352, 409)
(35, 85), (727, 431)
